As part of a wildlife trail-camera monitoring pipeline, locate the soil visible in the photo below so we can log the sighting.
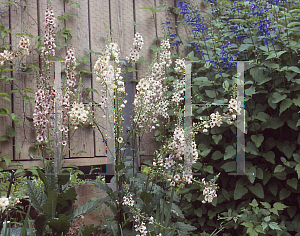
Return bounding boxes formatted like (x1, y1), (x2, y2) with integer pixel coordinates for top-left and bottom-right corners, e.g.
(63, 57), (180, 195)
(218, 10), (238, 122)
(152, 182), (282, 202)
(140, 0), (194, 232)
(66, 216), (112, 236)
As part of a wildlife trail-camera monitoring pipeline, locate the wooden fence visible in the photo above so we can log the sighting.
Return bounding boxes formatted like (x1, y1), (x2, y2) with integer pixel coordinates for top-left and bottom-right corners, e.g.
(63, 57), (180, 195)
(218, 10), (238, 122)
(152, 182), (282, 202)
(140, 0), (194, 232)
(0, 0), (204, 171)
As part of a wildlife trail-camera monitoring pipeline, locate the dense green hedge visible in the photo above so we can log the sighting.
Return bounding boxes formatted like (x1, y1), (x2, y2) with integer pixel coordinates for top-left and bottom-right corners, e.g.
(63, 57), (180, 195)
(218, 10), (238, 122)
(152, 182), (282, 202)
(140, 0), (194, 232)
(164, 0), (300, 235)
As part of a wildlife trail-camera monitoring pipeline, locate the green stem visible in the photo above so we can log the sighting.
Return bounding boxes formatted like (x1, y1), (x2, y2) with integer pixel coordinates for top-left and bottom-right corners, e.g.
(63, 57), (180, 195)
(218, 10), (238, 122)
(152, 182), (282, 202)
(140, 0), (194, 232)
(163, 187), (175, 235)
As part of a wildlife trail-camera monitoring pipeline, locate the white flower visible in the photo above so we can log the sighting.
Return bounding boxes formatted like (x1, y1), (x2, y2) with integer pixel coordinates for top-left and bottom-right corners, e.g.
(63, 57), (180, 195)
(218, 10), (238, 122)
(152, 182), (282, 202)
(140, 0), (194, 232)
(174, 174), (180, 182)
(148, 216), (154, 224)
(0, 197), (9, 211)
(117, 137), (123, 143)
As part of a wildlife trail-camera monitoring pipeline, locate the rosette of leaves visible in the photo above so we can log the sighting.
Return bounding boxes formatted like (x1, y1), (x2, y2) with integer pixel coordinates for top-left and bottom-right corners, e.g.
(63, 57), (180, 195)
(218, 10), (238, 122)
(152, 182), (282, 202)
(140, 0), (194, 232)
(85, 158), (197, 236)
(26, 160), (108, 236)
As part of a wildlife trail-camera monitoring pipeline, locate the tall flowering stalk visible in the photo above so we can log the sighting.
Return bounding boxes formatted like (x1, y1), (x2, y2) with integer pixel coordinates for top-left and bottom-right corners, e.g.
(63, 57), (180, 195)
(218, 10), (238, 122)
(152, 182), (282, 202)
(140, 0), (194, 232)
(33, 5), (90, 164)
(33, 5), (57, 157)
(92, 26), (242, 234)
(0, 35), (30, 66)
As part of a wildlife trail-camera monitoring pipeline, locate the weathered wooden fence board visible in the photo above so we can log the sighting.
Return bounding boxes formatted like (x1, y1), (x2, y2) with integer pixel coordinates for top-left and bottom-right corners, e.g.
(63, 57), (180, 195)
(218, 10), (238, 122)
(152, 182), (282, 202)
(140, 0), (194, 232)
(135, 0), (156, 158)
(12, 0), (39, 161)
(65, 0), (94, 158)
(89, 0), (109, 158)
(0, 3), (13, 163)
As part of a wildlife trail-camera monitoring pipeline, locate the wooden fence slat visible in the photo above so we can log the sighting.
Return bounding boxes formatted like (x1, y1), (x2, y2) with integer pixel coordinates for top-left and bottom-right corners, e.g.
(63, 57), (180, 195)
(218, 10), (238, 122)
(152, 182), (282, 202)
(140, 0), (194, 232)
(0, 3), (13, 163)
(89, 0), (110, 158)
(11, 0), (39, 161)
(110, 0), (134, 60)
(135, 0), (157, 158)
(65, 0), (94, 158)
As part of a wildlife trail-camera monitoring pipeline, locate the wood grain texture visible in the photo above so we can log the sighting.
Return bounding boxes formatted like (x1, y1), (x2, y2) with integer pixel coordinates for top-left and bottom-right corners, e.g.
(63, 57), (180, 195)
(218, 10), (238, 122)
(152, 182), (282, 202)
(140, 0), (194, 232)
(110, 0), (134, 60)
(135, 0), (156, 80)
(65, 0), (94, 158)
(135, 0), (156, 158)
(0, 3), (13, 163)
(11, 0), (39, 161)
(89, 0), (110, 157)
(0, 156), (108, 170)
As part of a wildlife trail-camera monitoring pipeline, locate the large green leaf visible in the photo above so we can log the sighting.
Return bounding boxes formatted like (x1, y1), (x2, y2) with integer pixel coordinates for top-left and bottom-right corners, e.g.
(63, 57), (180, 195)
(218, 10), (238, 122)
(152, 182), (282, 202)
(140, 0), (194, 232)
(43, 189), (58, 217)
(211, 150), (223, 160)
(287, 178), (298, 190)
(175, 222), (197, 235)
(270, 202), (289, 216)
(212, 135), (222, 144)
(140, 191), (152, 204)
(57, 170), (70, 186)
(48, 214), (70, 235)
(245, 86), (256, 96)
(73, 195), (110, 218)
(255, 112), (270, 122)
(261, 117), (284, 130)
(224, 145), (235, 160)
(28, 146), (37, 159)
(279, 188), (291, 200)
(221, 161), (236, 172)
(34, 214), (49, 236)
(279, 98), (293, 115)
(7, 125), (15, 138)
(249, 183), (264, 199)
(57, 186), (77, 208)
(0, 135), (10, 141)
(287, 206), (297, 218)
(272, 92), (287, 103)
(274, 165), (285, 173)
(251, 134), (264, 148)
(247, 167), (256, 184)
(205, 90), (216, 98)
(268, 182), (278, 196)
(282, 144), (295, 159)
(263, 151), (275, 164)
(81, 224), (100, 236)
(293, 96), (300, 106)
(1, 155), (11, 168)
(295, 163), (300, 179)
(26, 180), (47, 213)
(234, 183), (248, 200)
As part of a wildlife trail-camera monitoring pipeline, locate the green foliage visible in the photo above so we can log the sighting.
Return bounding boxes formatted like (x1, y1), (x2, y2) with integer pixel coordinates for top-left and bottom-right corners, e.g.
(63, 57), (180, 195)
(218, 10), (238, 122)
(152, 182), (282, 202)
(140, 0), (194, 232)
(164, 0), (300, 234)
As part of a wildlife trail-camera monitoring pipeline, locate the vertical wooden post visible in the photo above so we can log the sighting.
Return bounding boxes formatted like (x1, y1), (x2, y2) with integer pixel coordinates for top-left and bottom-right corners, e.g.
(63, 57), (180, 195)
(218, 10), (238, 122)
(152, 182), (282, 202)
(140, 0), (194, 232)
(53, 61), (62, 174)
(184, 61), (192, 171)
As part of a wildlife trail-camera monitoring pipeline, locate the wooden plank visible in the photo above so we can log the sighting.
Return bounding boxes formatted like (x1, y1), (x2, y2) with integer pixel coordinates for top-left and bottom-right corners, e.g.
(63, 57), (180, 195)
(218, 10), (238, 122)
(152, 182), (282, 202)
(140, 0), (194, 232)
(110, 0), (134, 60)
(0, 3), (13, 164)
(11, 0), (39, 161)
(135, 0), (156, 80)
(65, 0), (94, 158)
(135, 0), (165, 160)
(0, 156), (108, 170)
(89, 0), (110, 157)
(109, 0), (136, 167)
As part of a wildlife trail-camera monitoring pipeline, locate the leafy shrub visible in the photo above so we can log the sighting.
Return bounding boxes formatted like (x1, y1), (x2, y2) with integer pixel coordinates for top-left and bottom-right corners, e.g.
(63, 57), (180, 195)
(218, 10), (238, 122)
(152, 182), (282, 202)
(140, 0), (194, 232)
(162, 0), (300, 235)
